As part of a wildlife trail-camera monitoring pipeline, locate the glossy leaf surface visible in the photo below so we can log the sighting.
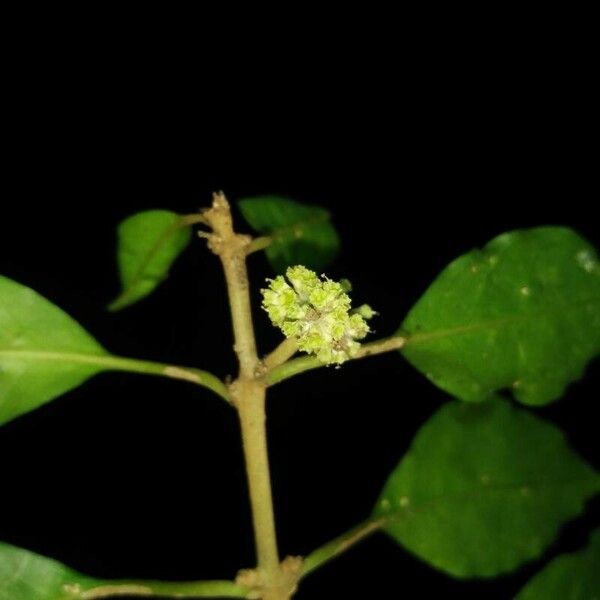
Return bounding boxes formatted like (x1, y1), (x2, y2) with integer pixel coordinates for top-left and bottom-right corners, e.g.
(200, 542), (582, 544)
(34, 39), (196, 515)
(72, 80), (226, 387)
(109, 210), (191, 311)
(401, 227), (600, 405)
(516, 528), (600, 599)
(374, 401), (600, 577)
(0, 542), (100, 600)
(0, 276), (106, 425)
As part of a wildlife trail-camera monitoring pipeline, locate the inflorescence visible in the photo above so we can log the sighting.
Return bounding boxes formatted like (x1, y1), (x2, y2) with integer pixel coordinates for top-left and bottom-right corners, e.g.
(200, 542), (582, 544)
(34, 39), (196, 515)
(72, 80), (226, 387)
(261, 265), (375, 365)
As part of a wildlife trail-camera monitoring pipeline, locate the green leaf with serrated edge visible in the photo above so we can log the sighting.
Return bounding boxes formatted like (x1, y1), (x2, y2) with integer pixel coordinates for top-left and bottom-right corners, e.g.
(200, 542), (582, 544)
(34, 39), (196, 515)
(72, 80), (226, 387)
(400, 227), (600, 405)
(515, 528), (600, 599)
(0, 276), (107, 425)
(0, 542), (250, 599)
(238, 196), (340, 272)
(108, 210), (192, 311)
(374, 401), (600, 578)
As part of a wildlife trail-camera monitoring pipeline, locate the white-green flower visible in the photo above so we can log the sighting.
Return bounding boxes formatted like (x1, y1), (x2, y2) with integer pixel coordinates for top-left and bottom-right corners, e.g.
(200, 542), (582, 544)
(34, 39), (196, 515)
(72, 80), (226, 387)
(261, 265), (373, 365)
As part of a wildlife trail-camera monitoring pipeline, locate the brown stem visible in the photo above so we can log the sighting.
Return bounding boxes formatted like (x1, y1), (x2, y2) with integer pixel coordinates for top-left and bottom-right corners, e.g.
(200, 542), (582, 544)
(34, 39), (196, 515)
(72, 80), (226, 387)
(204, 193), (292, 600)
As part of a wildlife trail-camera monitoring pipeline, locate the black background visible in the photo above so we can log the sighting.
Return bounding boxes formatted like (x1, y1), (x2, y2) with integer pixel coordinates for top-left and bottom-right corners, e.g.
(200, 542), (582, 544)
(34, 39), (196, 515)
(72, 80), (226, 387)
(0, 44), (598, 600)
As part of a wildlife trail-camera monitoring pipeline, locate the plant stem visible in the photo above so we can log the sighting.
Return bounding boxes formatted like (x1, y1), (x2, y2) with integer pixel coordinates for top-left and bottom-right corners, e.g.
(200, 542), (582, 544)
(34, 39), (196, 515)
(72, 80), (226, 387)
(246, 235), (272, 255)
(97, 354), (230, 401)
(236, 379), (280, 578)
(264, 335), (406, 387)
(0, 350), (230, 402)
(262, 338), (298, 371)
(76, 579), (250, 598)
(181, 213), (210, 227)
(205, 193), (287, 599)
(206, 195), (259, 380)
(299, 517), (384, 581)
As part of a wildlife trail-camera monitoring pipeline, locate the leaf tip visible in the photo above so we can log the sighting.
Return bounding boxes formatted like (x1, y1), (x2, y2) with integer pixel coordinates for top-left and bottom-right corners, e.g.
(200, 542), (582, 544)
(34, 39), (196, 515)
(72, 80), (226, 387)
(107, 295), (128, 312)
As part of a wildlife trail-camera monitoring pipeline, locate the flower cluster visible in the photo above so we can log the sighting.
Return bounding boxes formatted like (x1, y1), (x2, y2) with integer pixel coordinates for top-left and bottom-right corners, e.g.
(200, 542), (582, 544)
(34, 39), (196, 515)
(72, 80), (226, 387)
(261, 265), (373, 365)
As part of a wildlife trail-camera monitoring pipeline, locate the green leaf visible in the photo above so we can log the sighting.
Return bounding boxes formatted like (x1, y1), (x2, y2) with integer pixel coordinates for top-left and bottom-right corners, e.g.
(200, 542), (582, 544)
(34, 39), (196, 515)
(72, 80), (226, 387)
(0, 275), (230, 422)
(108, 210), (192, 311)
(374, 401), (600, 578)
(0, 542), (101, 599)
(516, 528), (600, 599)
(0, 276), (107, 426)
(238, 195), (340, 272)
(400, 227), (600, 405)
(0, 542), (250, 599)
